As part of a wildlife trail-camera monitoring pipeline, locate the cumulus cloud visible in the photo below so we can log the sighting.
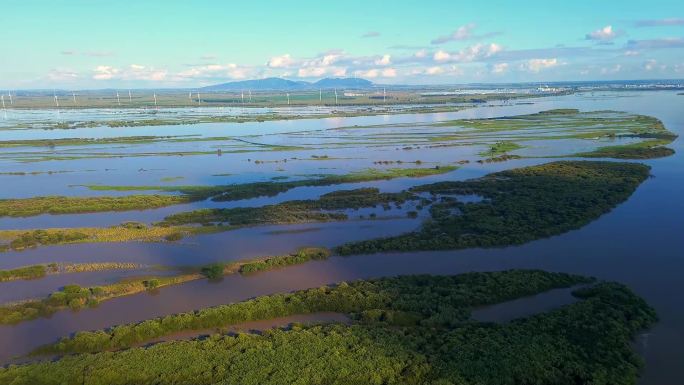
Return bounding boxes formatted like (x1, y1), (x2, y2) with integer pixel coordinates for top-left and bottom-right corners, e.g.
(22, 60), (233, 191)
(643, 59), (658, 71)
(520, 58), (559, 72)
(362, 31), (380, 38)
(267, 54), (296, 68)
(176, 63), (250, 80)
(411, 65), (462, 76)
(585, 25), (620, 41)
(297, 66), (347, 78)
(374, 54), (391, 66)
(433, 43), (502, 62)
(354, 67), (397, 78)
(47, 68), (79, 81)
(491, 63), (509, 74)
(92, 65), (120, 80)
(601, 64), (622, 74)
(635, 18), (684, 27)
(431, 24), (501, 44)
(91, 64), (170, 81)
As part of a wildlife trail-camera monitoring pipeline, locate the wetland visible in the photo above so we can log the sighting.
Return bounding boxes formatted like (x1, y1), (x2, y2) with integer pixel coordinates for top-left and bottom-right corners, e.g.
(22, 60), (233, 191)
(0, 90), (681, 385)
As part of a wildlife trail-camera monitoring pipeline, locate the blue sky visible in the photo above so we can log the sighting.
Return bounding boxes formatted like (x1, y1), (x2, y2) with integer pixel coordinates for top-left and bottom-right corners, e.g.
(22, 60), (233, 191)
(1, 0), (683, 89)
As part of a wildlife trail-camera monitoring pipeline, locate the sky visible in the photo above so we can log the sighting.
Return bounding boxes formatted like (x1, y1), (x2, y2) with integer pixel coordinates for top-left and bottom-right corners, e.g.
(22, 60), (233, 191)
(1, 0), (683, 89)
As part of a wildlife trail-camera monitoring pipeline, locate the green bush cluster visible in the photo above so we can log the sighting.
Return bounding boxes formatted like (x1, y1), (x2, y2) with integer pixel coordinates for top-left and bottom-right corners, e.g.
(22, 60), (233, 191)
(336, 161), (650, 255)
(240, 247), (331, 274)
(159, 188), (415, 226)
(3, 271), (656, 385)
(0, 264), (47, 282)
(36, 270), (588, 355)
(8, 230), (89, 250)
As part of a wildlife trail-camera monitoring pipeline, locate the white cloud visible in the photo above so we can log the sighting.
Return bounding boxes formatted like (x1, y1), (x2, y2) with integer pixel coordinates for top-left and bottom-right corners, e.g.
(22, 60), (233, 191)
(433, 50), (451, 62)
(431, 24), (500, 44)
(297, 66), (347, 78)
(267, 54), (296, 68)
(433, 43), (502, 63)
(176, 63), (250, 80)
(414, 50), (428, 59)
(644, 59), (657, 70)
(624, 50), (640, 56)
(92, 65), (120, 80)
(432, 23), (476, 44)
(47, 68), (79, 81)
(491, 63), (509, 74)
(374, 54), (392, 66)
(521, 58), (559, 72)
(586, 25), (619, 41)
(354, 67), (397, 78)
(601, 64), (622, 74)
(411, 65), (462, 76)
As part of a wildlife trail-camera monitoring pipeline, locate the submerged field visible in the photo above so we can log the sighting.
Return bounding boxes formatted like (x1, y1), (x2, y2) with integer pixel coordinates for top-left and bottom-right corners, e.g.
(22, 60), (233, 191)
(0, 91), (680, 384)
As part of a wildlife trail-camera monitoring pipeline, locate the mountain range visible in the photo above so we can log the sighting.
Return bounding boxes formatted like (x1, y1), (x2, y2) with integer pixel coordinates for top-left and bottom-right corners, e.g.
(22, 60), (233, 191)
(201, 77), (373, 91)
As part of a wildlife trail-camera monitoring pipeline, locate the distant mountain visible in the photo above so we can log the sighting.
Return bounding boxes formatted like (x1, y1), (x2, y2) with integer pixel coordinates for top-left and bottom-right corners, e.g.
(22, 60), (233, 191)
(313, 77), (373, 89)
(201, 77), (308, 91)
(201, 77), (373, 91)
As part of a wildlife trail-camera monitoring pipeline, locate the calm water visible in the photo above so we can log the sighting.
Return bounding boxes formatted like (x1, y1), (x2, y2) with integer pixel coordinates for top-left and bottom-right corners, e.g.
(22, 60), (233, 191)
(0, 91), (681, 384)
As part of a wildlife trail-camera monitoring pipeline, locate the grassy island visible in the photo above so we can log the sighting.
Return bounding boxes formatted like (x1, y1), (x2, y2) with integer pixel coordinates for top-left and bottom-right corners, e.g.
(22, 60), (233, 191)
(0, 270), (656, 385)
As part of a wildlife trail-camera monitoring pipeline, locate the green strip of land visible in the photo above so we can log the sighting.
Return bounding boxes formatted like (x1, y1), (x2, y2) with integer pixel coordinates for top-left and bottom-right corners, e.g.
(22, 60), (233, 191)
(3, 270), (655, 385)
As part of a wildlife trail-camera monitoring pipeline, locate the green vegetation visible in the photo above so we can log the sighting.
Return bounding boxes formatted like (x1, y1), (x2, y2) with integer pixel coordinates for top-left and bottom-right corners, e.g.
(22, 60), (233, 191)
(577, 138), (676, 159)
(36, 270), (589, 354)
(85, 166), (456, 201)
(478, 141), (523, 157)
(239, 247), (331, 274)
(0, 167), (454, 219)
(8, 271), (657, 385)
(0, 264), (48, 282)
(1, 229), (90, 250)
(0, 225), (188, 252)
(0, 263), (142, 282)
(158, 188), (416, 226)
(0, 194), (187, 217)
(0, 274), (198, 324)
(336, 161), (650, 255)
(200, 263), (226, 279)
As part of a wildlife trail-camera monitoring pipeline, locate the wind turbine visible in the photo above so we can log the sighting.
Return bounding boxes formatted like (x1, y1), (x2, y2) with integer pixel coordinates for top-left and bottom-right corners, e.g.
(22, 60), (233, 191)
(1, 95), (5, 110)
(383, 87), (386, 103)
(286, 92), (290, 105)
(53, 91), (60, 108)
(116, 91), (121, 106)
(72, 92), (77, 105)
(241, 90), (244, 104)
(248, 90), (252, 102)
(197, 92), (201, 105)
(8, 91), (13, 105)
(319, 88), (322, 103)
(128, 90), (132, 103)
(334, 88), (338, 105)
(153, 92), (158, 107)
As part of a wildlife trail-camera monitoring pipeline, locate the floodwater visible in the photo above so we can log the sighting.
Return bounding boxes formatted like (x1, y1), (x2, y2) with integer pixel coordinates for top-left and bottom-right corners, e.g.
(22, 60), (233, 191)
(0, 91), (681, 385)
